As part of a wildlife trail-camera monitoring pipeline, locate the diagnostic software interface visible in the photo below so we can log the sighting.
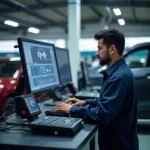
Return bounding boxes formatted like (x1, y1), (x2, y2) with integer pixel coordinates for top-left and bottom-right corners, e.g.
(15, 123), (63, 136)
(21, 40), (60, 93)
(55, 47), (72, 85)
(24, 96), (40, 114)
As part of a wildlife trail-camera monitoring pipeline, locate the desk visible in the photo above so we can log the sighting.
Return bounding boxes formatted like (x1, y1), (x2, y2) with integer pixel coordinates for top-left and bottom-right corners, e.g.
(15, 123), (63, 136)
(0, 101), (99, 150)
(0, 123), (98, 150)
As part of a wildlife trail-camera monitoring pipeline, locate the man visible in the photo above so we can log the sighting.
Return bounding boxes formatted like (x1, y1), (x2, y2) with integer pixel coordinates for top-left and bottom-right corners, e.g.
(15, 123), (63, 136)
(55, 29), (139, 150)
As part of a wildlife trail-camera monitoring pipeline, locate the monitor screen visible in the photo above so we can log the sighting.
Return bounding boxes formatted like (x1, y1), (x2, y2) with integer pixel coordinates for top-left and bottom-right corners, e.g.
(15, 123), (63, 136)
(55, 47), (72, 85)
(24, 96), (40, 114)
(18, 38), (60, 94)
(81, 61), (90, 87)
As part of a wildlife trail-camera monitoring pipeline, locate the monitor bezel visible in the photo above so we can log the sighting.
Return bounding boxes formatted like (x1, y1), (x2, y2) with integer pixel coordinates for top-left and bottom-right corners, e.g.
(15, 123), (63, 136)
(17, 38), (61, 94)
(80, 61), (91, 87)
(55, 47), (73, 86)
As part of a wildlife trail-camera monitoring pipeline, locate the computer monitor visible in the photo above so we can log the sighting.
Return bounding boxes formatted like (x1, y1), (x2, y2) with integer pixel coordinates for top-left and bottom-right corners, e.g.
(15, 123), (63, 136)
(80, 61), (91, 88)
(17, 38), (60, 94)
(55, 47), (72, 85)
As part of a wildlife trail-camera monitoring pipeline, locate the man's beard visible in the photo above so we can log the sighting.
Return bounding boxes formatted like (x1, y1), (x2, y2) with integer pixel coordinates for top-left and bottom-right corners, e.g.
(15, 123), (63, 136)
(99, 50), (112, 66)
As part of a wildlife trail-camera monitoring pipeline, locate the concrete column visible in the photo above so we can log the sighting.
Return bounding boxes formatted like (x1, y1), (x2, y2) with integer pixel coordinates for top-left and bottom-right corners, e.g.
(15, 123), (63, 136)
(68, 0), (81, 89)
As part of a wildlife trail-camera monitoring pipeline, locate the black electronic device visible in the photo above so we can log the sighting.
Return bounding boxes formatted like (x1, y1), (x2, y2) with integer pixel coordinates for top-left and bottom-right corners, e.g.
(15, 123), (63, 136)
(55, 47), (77, 95)
(29, 116), (83, 135)
(67, 83), (77, 95)
(46, 87), (62, 101)
(80, 61), (91, 89)
(17, 38), (61, 94)
(45, 107), (69, 117)
(55, 47), (72, 85)
(15, 94), (83, 135)
(80, 61), (101, 92)
(15, 94), (41, 121)
(75, 91), (99, 99)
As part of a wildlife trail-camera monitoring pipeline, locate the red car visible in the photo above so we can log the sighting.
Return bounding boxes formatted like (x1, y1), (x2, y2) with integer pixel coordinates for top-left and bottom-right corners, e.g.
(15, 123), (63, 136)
(0, 57), (50, 113)
(0, 57), (22, 113)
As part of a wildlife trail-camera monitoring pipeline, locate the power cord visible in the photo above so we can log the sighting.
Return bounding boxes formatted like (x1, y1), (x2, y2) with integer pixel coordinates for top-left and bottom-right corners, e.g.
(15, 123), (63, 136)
(0, 104), (29, 131)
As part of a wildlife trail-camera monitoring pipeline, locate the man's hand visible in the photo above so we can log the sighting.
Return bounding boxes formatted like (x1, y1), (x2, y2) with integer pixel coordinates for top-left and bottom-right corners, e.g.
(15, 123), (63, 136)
(65, 98), (86, 106)
(54, 102), (72, 114)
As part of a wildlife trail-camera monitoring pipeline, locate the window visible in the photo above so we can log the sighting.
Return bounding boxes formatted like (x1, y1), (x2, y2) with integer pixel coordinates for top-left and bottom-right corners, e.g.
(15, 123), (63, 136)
(124, 49), (149, 68)
(0, 60), (20, 77)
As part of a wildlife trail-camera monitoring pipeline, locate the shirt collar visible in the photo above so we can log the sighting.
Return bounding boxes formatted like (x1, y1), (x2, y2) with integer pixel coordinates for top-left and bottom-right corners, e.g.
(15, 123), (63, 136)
(104, 58), (126, 76)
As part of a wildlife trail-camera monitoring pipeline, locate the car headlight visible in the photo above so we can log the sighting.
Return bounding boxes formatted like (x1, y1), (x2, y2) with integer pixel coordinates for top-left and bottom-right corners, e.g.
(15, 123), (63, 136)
(0, 84), (4, 91)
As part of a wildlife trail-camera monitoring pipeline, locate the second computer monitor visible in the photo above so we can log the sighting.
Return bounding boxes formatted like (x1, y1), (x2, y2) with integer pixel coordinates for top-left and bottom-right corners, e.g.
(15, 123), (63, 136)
(80, 61), (90, 88)
(17, 38), (60, 94)
(55, 47), (72, 85)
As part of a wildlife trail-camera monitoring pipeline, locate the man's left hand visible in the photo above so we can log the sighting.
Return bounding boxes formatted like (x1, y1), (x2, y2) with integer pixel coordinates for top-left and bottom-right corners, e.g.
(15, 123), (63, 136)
(54, 102), (73, 114)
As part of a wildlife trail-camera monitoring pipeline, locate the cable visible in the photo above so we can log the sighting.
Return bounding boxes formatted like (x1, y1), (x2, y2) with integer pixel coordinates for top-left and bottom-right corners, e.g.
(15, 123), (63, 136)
(0, 104), (26, 131)
(0, 104), (16, 122)
(0, 116), (29, 131)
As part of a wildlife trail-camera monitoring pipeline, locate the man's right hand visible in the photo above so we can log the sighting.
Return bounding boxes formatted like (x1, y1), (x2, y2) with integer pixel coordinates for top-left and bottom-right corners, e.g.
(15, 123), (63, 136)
(65, 98), (86, 106)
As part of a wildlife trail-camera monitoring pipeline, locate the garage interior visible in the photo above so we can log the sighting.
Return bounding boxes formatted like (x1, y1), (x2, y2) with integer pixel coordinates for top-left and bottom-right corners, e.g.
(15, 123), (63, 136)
(0, 0), (150, 150)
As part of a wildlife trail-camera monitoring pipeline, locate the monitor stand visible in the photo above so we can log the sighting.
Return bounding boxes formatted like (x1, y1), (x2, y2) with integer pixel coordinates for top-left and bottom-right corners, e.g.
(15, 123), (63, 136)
(47, 88), (62, 101)
(67, 83), (77, 95)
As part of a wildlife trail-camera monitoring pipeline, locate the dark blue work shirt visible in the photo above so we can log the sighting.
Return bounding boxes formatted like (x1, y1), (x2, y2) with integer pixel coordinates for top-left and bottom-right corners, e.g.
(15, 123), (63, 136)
(70, 58), (139, 150)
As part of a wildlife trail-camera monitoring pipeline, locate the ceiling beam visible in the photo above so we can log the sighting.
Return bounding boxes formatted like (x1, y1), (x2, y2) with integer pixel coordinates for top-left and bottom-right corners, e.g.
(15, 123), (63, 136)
(0, 2), (67, 14)
(0, 14), (47, 29)
(86, 1), (150, 8)
(0, 0), (18, 9)
(7, 0), (55, 24)
(32, 0), (44, 5)
(89, 6), (102, 19)
(0, 1), (150, 14)
(0, 18), (150, 32)
(8, 0), (28, 9)
(31, 0), (67, 21)
(128, 0), (137, 22)
(7, 0), (67, 29)
(51, 8), (67, 20)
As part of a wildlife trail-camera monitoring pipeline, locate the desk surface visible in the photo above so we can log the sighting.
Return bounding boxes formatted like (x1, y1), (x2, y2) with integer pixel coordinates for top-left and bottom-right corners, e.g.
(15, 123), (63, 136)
(0, 101), (99, 150)
(0, 122), (98, 150)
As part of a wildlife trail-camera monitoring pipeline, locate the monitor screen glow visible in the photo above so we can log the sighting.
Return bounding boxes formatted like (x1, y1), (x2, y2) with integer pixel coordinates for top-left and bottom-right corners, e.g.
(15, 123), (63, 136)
(18, 38), (60, 94)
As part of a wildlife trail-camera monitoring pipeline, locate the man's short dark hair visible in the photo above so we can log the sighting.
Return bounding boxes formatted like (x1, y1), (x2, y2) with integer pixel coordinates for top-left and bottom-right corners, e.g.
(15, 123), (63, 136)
(94, 29), (125, 56)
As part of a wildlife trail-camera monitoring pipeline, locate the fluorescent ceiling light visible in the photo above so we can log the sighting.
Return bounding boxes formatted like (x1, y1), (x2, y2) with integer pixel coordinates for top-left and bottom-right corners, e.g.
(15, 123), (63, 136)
(4, 20), (19, 27)
(28, 27), (40, 34)
(113, 8), (121, 16)
(118, 19), (125, 25)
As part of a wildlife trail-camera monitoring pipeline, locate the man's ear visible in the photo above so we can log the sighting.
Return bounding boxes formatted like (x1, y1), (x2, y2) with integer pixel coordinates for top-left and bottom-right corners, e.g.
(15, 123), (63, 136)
(109, 45), (117, 55)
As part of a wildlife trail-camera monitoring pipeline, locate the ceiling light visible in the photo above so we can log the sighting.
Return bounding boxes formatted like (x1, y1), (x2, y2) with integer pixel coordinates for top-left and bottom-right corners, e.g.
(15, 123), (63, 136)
(113, 8), (121, 16)
(4, 20), (19, 27)
(118, 19), (125, 25)
(28, 27), (40, 34)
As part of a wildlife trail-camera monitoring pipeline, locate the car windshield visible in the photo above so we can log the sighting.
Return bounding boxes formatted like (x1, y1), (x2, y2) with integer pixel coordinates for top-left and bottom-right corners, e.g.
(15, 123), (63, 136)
(0, 60), (21, 77)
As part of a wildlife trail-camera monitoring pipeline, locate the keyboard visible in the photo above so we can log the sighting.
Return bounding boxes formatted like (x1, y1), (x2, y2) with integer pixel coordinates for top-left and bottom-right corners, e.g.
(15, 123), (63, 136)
(90, 86), (102, 92)
(45, 107), (69, 117)
(75, 91), (99, 99)
(29, 116), (83, 135)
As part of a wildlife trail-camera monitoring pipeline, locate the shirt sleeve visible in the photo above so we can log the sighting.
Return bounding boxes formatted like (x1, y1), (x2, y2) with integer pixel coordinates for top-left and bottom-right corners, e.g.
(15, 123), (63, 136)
(85, 98), (99, 106)
(70, 76), (129, 125)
